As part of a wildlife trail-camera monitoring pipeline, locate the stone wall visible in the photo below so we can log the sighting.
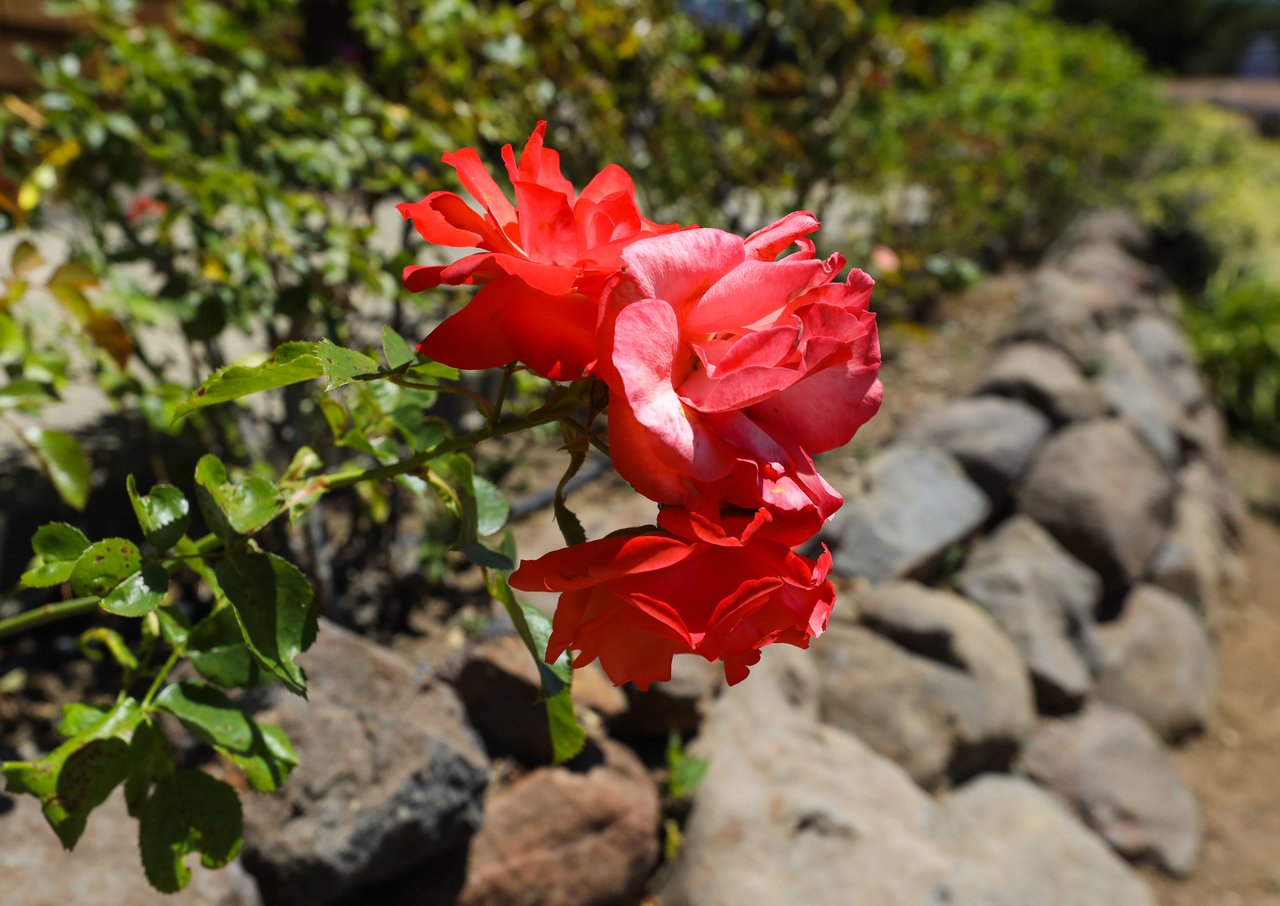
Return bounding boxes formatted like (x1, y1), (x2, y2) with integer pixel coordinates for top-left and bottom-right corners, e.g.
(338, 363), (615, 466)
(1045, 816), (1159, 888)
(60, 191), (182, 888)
(0, 212), (1240, 905)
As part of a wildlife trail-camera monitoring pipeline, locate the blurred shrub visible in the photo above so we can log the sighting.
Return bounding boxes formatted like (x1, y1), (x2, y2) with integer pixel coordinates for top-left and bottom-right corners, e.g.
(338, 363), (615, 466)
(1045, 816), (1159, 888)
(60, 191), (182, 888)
(861, 3), (1162, 308)
(1136, 103), (1280, 445)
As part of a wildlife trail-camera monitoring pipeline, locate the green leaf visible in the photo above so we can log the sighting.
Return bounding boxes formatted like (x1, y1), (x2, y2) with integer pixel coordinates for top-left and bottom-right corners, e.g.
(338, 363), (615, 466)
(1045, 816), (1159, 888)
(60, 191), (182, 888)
(553, 436), (588, 548)
(57, 703), (107, 738)
(69, 538), (142, 598)
(193, 454), (277, 539)
(79, 627), (139, 670)
(21, 522), (90, 588)
(545, 688), (587, 764)
(20, 426), (90, 510)
(187, 607), (268, 688)
(156, 607), (191, 648)
(154, 683), (296, 793)
(100, 563), (169, 617)
(126, 475), (190, 551)
(154, 682), (252, 750)
(214, 552), (317, 696)
(2, 697), (143, 848)
(484, 564), (584, 765)
(381, 326), (417, 370)
(139, 770), (243, 894)
(313, 338), (380, 390)
(11, 239), (44, 278)
(473, 474), (508, 537)
(175, 342), (323, 418)
(124, 719), (173, 819)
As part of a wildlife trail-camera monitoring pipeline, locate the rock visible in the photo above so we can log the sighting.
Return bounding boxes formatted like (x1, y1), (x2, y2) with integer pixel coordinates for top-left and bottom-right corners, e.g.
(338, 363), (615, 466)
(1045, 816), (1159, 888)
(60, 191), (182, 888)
(977, 342), (1107, 424)
(1017, 420), (1175, 596)
(657, 659), (953, 906)
(385, 740), (661, 906)
(1096, 331), (1184, 467)
(1094, 585), (1216, 740)
(815, 582), (1035, 786)
(240, 621), (489, 906)
(1179, 455), (1245, 544)
(897, 396), (1051, 504)
(1179, 403), (1232, 472)
(0, 790), (262, 906)
(1149, 492), (1233, 614)
(1058, 209), (1151, 256)
(1054, 241), (1164, 304)
(826, 445), (990, 583)
(1004, 270), (1106, 370)
(1125, 314), (1206, 411)
(451, 634), (625, 764)
(609, 655), (723, 738)
(1020, 703), (1202, 876)
(934, 775), (1155, 906)
(956, 515), (1102, 712)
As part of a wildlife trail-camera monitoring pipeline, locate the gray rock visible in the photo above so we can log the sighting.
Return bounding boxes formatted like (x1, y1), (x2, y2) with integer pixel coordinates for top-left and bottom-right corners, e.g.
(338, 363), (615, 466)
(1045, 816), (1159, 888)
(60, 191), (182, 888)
(1179, 455), (1245, 544)
(1149, 492), (1233, 615)
(956, 516), (1102, 711)
(450, 634), (625, 764)
(0, 790), (262, 906)
(1179, 404), (1232, 472)
(934, 775), (1155, 906)
(1005, 270), (1106, 370)
(897, 396), (1051, 504)
(658, 655), (953, 906)
(1020, 703), (1202, 876)
(1096, 331), (1184, 467)
(241, 621), (489, 906)
(385, 740), (661, 906)
(816, 582), (1035, 786)
(1017, 420), (1175, 596)
(827, 445), (990, 583)
(1125, 313), (1206, 411)
(1054, 241), (1164, 302)
(1095, 585), (1216, 740)
(977, 342), (1108, 424)
(1058, 210), (1152, 256)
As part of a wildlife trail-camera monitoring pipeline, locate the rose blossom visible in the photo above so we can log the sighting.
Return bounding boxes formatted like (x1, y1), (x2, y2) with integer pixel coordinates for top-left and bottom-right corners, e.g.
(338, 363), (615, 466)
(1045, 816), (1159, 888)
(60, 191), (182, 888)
(398, 121), (679, 380)
(509, 505), (835, 689)
(595, 211), (882, 542)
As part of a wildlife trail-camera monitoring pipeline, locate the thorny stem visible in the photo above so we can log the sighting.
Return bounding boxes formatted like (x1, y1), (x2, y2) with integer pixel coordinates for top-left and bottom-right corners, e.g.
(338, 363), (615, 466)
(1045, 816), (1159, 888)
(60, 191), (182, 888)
(0, 596), (100, 642)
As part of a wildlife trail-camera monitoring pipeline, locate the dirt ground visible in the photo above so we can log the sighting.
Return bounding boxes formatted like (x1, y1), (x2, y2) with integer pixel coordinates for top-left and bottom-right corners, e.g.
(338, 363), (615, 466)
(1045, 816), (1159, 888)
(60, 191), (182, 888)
(1145, 445), (1280, 906)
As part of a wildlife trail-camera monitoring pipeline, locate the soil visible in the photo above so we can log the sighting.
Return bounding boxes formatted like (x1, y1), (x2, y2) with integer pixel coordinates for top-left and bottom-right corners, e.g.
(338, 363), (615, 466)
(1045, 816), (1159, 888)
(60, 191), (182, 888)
(1144, 445), (1280, 906)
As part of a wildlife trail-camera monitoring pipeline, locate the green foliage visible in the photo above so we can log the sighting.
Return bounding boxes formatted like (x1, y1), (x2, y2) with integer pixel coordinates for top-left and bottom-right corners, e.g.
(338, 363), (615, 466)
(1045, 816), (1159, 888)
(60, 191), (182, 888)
(1133, 104), (1280, 446)
(213, 552), (317, 696)
(139, 771), (244, 894)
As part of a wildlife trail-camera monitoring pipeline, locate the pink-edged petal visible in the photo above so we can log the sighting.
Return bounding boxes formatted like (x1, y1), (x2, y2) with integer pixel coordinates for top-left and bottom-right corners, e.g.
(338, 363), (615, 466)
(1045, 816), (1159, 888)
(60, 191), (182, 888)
(617, 229), (744, 309)
(605, 397), (698, 504)
(747, 352), (884, 454)
(416, 280), (521, 371)
(684, 253), (842, 335)
(744, 211), (821, 260)
(510, 533), (693, 593)
(441, 146), (517, 234)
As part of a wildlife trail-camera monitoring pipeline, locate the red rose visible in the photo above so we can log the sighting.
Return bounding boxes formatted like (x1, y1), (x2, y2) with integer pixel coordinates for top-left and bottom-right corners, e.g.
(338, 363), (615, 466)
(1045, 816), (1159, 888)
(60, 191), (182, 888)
(509, 506), (836, 690)
(596, 212), (882, 541)
(398, 122), (680, 380)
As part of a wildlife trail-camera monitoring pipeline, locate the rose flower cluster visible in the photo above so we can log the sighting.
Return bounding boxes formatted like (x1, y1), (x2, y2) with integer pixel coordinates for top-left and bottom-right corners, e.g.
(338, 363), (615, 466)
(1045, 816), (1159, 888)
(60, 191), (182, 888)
(399, 123), (882, 689)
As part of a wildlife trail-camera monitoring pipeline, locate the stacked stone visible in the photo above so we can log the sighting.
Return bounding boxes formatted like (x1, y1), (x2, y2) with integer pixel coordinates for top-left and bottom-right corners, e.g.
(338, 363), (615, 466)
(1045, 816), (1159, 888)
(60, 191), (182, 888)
(0, 211), (1239, 905)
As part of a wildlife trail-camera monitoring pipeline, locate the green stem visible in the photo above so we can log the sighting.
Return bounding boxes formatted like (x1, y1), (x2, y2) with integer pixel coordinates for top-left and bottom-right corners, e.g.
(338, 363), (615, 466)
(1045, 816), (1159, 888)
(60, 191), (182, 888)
(141, 648), (182, 709)
(489, 364), (515, 428)
(0, 596), (100, 642)
(320, 395), (582, 491)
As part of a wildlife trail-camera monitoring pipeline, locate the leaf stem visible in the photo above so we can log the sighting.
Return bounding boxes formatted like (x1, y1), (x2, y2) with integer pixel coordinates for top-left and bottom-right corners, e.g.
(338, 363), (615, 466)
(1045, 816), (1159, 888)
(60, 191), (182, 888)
(0, 596), (100, 642)
(141, 648), (182, 709)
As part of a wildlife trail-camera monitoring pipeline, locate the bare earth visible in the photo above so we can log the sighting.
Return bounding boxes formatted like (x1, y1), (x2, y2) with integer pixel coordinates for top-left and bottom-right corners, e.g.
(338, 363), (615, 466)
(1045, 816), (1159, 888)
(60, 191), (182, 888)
(1145, 445), (1280, 906)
